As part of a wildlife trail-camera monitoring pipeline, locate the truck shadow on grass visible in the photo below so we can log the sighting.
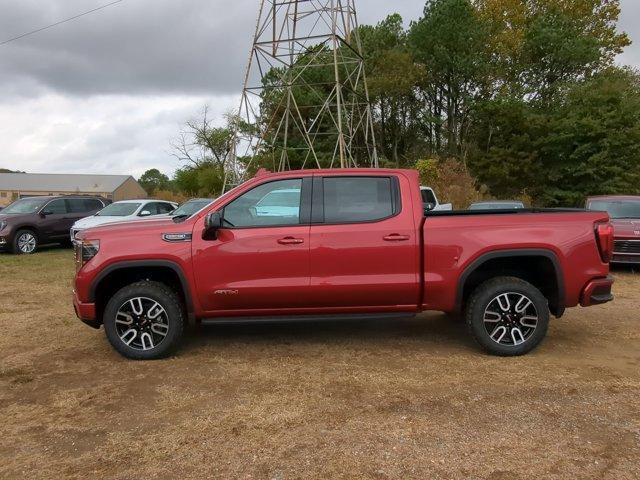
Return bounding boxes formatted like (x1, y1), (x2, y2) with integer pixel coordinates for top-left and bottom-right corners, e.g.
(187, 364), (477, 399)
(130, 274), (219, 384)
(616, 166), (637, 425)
(180, 313), (476, 355)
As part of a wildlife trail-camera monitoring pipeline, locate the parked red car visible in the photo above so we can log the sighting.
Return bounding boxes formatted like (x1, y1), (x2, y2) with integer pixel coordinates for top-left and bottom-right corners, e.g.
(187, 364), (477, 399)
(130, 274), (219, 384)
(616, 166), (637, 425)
(73, 169), (614, 360)
(586, 195), (640, 264)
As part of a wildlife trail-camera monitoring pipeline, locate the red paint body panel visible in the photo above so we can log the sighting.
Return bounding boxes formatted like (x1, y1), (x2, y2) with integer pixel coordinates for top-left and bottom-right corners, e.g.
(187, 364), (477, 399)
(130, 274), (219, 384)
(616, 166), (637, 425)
(191, 225), (311, 312)
(73, 168), (613, 325)
(421, 212), (611, 312)
(307, 171), (421, 310)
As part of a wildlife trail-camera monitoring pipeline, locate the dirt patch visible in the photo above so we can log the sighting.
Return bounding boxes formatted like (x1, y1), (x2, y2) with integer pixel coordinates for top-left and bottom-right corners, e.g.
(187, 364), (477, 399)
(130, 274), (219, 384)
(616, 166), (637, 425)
(1, 249), (639, 479)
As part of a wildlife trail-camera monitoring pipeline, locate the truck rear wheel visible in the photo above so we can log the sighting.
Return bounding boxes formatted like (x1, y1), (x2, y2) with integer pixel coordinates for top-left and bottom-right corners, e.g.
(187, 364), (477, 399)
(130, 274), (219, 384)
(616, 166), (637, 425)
(103, 281), (185, 360)
(466, 276), (549, 356)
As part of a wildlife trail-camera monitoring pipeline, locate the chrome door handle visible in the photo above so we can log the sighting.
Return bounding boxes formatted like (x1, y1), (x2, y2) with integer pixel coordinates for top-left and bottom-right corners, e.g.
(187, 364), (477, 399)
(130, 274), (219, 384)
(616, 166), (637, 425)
(278, 237), (304, 245)
(383, 234), (410, 242)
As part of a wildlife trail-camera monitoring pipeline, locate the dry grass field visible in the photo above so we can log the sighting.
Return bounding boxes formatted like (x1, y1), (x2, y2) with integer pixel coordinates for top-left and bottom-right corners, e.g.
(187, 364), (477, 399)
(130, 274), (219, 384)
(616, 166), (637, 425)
(0, 248), (639, 479)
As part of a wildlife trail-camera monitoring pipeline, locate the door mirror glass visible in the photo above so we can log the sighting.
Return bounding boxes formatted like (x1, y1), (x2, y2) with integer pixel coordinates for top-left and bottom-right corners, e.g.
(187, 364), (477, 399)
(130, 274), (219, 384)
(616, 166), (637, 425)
(139, 210), (152, 217)
(41, 209), (53, 216)
(424, 202), (435, 212)
(204, 211), (223, 239)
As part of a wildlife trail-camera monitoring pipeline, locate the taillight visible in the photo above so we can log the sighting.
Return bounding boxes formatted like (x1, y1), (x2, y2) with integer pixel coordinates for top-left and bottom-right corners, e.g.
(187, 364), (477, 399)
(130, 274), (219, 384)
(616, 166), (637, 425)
(595, 222), (614, 263)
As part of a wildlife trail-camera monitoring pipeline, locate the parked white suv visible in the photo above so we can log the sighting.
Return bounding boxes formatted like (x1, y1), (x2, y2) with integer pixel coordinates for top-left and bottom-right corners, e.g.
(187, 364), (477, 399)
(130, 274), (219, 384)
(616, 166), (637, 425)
(71, 199), (177, 240)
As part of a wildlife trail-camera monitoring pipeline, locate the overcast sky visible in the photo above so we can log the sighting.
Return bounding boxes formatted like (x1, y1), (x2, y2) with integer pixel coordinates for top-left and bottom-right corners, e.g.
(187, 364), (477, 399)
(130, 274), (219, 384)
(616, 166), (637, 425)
(0, 0), (638, 178)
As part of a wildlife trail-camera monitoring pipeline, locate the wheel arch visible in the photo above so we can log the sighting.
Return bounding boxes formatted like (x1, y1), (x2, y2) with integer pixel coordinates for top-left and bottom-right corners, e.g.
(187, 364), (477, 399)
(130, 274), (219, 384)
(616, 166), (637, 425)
(89, 260), (194, 324)
(456, 249), (566, 317)
(13, 224), (41, 239)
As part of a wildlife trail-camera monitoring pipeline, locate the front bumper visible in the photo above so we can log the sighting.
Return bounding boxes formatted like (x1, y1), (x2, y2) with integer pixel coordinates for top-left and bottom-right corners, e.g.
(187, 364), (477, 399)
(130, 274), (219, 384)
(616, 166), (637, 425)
(612, 239), (640, 264)
(580, 276), (614, 307)
(611, 254), (640, 264)
(73, 290), (100, 329)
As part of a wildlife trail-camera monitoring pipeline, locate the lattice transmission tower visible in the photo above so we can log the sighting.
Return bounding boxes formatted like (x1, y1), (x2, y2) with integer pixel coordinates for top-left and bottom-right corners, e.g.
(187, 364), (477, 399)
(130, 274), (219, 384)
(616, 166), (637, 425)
(230, 0), (378, 184)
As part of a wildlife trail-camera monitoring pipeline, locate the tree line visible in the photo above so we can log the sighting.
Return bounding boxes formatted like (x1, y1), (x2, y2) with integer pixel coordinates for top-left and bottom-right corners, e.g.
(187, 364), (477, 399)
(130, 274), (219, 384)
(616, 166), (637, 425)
(140, 0), (640, 208)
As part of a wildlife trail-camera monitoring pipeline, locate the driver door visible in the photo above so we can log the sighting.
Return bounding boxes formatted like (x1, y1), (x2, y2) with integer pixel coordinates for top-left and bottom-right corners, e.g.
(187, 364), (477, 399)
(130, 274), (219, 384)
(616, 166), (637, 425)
(39, 198), (70, 240)
(191, 177), (312, 315)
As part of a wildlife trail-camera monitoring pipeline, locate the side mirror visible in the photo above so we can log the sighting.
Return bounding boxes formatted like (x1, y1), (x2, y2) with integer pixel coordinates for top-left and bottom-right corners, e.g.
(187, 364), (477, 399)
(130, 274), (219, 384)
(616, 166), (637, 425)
(424, 202), (435, 213)
(203, 211), (223, 239)
(139, 210), (152, 217)
(41, 209), (53, 217)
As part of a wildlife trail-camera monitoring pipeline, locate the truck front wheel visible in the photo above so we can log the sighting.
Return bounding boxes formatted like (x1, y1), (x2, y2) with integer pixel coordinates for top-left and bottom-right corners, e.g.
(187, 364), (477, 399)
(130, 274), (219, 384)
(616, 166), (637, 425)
(466, 277), (550, 356)
(103, 281), (185, 360)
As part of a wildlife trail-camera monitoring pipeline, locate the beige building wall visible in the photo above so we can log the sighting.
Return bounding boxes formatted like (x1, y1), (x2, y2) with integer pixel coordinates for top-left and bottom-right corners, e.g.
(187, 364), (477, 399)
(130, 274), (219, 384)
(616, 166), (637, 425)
(0, 177), (146, 207)
(0, 191), (15, 207)
(113, 177), (147, 201)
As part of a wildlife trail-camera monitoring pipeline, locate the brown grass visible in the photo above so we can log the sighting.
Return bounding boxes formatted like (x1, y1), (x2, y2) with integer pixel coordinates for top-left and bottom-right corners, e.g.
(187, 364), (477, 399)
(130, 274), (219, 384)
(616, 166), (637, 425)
(1, 249), (639, 479)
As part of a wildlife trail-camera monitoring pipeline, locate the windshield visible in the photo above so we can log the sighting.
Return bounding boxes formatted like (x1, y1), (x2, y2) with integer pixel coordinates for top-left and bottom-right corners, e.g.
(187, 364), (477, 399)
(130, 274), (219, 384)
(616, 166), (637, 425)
(421, 189), (437, 205)
(588, 200), (640, 219)
(1, 198), (47, 214)
(171, 199), (213, 218)
(96, 203), (141, 217)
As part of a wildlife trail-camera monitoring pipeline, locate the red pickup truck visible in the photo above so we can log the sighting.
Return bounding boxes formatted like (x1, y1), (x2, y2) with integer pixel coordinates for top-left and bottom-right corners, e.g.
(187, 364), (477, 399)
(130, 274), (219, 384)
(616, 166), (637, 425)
(73, 169), (614, 360)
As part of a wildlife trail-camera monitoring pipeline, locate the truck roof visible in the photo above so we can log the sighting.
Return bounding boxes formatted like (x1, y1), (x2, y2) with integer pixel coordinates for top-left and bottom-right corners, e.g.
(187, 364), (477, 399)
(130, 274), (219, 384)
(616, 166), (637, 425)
(255, 168), (418, 179)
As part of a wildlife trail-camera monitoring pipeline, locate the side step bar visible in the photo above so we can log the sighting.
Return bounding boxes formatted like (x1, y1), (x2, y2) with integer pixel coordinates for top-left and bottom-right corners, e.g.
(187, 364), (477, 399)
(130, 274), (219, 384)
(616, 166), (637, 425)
(201, 312), (416, 326)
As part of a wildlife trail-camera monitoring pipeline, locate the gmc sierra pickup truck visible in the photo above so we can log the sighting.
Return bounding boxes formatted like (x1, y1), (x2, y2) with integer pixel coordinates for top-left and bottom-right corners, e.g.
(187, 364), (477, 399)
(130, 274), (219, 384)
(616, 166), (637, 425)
(72, 169), (615, 360)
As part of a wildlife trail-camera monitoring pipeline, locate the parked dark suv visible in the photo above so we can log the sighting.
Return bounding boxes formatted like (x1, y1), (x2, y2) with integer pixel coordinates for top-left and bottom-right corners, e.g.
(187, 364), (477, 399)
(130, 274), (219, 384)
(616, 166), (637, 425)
(0, 196), (109, 254)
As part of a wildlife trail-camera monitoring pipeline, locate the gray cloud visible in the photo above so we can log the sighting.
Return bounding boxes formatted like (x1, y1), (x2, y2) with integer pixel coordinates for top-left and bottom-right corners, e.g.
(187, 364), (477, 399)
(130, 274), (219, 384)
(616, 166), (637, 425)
(0, 0), (424, 97)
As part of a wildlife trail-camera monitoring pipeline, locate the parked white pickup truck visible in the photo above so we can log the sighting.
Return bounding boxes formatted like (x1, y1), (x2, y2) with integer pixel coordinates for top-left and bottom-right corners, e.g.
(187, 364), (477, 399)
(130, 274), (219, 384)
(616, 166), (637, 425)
(420, 187), (453, 211)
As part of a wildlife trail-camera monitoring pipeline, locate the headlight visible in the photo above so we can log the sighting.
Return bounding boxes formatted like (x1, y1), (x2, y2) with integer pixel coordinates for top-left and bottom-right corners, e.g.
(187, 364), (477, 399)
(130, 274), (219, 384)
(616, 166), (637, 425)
(0, 221), (6, 231)
(75, 239), (100, 271)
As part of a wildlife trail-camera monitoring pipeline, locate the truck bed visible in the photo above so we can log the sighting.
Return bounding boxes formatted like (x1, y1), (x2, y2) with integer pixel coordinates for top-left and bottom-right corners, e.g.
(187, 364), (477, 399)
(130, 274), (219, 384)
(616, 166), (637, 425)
(421, 209), (611, 315)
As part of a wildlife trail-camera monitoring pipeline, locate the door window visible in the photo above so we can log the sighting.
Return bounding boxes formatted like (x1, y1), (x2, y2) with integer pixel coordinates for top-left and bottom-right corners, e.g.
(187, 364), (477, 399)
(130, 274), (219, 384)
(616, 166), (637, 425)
(156, 202), (176, 214)
(141, 202), (173, 215)
(224, 179), (303, 227)
(323, 177), (395, 223)
(67, 198), (102, 213)
(83, 199), (104, 211)
(44, 199), (68, 214)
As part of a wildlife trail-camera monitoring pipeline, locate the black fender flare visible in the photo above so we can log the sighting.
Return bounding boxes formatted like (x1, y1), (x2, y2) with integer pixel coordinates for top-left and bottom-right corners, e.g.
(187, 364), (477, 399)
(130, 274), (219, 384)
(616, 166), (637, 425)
(455, 249), (566, 317)
(89, 260), (194, 313)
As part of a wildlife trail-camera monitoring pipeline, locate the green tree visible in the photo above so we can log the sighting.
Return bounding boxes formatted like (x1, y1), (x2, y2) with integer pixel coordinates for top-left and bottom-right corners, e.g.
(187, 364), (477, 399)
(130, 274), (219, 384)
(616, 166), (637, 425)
(470, 68), (640, 206)
(138, 169), (170, 195)
(409, 0), (490, 156)
(360, 14), (423, 166)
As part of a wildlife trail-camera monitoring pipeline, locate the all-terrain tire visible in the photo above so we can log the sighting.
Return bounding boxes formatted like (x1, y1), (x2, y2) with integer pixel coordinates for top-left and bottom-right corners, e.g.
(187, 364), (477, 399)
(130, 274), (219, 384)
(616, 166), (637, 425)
(103, 281), (185, 360)
(466, 276), (550, 356)
(12, 229), (39, 255)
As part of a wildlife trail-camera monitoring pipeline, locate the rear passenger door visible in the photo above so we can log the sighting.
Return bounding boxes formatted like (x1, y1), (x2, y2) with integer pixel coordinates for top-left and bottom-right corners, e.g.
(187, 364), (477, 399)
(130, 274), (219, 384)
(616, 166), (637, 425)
(308, 175), (420, 310)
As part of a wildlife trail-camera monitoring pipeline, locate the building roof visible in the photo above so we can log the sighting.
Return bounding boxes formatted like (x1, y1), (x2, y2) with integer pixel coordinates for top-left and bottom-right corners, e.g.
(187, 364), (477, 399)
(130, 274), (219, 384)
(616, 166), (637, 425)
(0, 173), (134, 193)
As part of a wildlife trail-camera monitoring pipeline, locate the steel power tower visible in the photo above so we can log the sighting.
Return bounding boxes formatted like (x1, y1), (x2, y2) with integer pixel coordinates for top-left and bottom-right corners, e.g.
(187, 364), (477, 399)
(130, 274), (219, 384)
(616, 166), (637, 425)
(230, 0), (378, 183)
